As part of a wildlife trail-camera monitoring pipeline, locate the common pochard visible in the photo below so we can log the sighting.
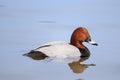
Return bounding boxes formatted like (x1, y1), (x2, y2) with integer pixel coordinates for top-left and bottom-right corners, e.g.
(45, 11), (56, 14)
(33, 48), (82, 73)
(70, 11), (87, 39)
(26, 27), (98, 58)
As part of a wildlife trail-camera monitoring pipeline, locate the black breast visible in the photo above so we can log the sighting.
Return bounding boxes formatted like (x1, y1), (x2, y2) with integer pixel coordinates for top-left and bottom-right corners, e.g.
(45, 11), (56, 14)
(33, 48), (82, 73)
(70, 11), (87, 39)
(79, 48), (91, 57)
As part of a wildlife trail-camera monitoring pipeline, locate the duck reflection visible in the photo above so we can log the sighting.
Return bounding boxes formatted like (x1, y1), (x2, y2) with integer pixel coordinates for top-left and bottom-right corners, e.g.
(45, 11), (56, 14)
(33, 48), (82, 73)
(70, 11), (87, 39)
(23, 52), (96, 74)
(68, 57), (96, 74)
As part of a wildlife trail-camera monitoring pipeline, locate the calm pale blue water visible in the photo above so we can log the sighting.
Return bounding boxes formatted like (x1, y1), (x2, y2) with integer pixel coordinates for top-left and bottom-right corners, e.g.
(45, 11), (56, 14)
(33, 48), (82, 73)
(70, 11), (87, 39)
(0, 0), (120, 80)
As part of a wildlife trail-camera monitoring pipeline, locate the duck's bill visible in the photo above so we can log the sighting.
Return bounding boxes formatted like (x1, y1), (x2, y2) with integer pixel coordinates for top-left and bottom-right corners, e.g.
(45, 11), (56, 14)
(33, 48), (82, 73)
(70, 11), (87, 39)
(88, 40), (98, 46)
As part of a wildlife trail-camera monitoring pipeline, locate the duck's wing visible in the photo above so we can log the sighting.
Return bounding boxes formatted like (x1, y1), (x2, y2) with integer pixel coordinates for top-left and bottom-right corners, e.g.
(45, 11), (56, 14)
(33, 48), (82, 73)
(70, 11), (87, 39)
(32, 41), (80, 57)
(34, 41), (68, 50)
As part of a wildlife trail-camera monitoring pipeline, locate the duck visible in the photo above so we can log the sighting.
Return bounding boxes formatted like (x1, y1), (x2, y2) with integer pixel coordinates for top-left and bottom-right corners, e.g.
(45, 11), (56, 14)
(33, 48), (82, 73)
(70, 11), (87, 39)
(26, 27), (98, 58)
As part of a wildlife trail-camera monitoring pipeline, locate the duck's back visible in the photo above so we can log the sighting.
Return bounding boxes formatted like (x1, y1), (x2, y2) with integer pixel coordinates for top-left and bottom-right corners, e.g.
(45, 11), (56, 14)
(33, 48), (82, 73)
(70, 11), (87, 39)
(33, 41), (81, 58)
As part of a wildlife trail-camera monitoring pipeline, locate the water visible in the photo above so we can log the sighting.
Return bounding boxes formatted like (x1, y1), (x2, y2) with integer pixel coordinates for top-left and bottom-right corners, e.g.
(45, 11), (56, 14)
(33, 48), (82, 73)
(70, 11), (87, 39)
(0, 0), (120, 80)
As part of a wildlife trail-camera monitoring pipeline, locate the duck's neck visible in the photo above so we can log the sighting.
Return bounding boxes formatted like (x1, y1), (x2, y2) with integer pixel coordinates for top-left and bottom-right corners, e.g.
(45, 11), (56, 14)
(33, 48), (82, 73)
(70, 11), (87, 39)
(70, 40), (86, 49)
(70, 41), (90, 57)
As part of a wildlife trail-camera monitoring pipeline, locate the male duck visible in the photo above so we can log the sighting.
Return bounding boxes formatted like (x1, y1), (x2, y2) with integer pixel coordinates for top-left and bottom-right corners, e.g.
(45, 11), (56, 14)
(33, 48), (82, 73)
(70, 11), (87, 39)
(27, 27), (98, 58)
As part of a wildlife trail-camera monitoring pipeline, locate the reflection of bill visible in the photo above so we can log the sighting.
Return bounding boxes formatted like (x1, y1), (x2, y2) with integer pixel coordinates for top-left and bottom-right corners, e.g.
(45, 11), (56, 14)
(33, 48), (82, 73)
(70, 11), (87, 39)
(68, 57), (96, 74)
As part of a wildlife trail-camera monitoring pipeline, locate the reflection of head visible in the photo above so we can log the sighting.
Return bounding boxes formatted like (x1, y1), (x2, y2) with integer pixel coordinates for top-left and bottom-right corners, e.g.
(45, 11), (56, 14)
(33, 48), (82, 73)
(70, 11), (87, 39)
(68, 57), (95, 74)
(68, 62), (87, 73)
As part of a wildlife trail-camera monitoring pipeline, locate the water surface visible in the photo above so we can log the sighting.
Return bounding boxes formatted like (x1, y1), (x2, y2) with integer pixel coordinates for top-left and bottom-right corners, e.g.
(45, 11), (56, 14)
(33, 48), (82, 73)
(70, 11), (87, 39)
(0, 0), (120, 80)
